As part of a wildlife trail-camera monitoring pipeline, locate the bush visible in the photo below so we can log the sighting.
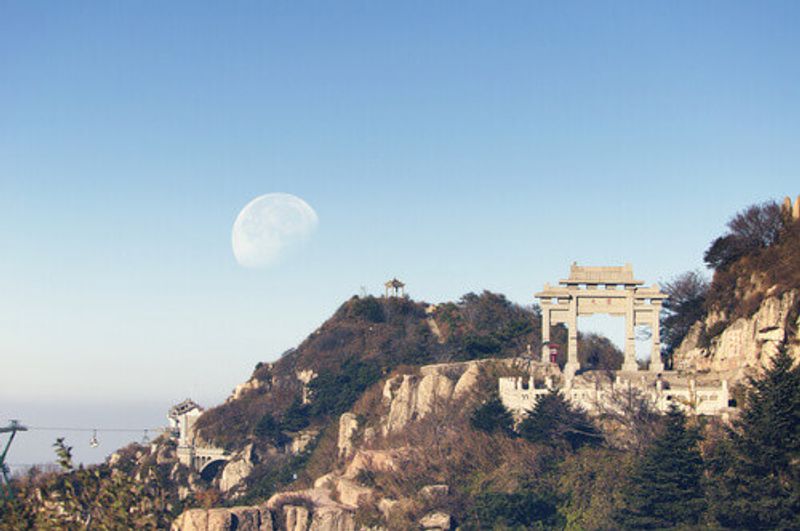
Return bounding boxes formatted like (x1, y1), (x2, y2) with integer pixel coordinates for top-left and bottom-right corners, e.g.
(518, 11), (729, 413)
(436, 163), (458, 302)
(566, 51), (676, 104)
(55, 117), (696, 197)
(254, 414), (290, 446)
(471, 491), (561, 529)
(519, 391), (602, 452)
(348, 296), (385, 323)
(308, 357), (382, 418)
(281, 398), (311, 432)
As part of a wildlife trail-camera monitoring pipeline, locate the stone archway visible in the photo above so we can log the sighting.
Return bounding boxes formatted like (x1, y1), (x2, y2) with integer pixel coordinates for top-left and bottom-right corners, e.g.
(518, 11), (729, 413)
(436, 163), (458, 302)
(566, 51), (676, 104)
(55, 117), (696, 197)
(199, 459), (227, 482)
(537, 263), (667, 378)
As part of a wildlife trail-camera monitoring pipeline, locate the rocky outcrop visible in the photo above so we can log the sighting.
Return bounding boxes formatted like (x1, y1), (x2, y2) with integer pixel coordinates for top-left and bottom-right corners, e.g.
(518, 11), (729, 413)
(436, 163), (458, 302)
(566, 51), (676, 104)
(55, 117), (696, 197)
(267, 489), (355, 531)
(172, 495), (355, 531)
(171, 506), (272, 531)
(337, 413), (359, 461)
(229, 378), (269, 402)
(381, 360), (487, 435)
(219, 444), (256, 494)
(291, 429), (319, 455)
(674, 289), (800, 381)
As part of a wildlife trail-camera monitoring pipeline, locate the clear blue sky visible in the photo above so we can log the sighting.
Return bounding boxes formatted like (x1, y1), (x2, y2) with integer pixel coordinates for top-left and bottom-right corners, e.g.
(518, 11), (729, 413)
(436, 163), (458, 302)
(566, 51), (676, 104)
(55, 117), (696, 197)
(2, 1), (798, 464)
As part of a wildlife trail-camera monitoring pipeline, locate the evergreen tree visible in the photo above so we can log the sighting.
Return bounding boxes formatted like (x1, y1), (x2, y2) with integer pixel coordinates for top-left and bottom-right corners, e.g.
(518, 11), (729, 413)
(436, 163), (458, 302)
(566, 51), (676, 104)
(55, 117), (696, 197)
(711, 347), (800, 529)
(470, 393), (515, 436)
(518, 390), (602, 451)
(615, 405), (706, 529)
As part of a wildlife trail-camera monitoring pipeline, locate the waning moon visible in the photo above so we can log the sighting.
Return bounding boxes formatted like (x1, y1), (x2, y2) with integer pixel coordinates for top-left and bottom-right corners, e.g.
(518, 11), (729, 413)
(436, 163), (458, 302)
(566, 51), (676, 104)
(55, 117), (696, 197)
(231, 193), (318, 268)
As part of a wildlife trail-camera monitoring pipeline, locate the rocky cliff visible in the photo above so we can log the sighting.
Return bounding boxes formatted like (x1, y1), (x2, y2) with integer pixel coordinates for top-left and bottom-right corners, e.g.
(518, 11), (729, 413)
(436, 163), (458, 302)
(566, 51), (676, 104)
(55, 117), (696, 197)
(171, 358), (532, 531)
(673, 288), (800, 383)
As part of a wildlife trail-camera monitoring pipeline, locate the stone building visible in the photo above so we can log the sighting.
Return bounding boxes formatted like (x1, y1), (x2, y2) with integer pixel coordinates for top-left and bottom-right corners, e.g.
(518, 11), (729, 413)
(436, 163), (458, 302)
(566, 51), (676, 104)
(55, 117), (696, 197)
(168, 399), (229, 476)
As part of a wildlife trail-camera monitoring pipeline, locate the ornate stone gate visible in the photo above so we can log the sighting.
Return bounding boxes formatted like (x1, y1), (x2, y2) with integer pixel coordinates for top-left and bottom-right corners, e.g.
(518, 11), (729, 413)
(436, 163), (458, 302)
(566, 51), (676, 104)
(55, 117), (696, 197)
(536, 263), (667, 377)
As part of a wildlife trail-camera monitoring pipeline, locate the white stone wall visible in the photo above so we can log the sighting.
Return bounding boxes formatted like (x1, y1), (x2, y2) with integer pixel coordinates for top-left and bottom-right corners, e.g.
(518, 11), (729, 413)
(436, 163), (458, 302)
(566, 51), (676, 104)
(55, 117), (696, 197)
(499, 374), (730, 418)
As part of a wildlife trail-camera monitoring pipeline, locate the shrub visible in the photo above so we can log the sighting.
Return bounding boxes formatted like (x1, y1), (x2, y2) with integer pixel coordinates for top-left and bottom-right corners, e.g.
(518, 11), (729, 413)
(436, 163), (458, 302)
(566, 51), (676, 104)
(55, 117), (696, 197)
(471, 491), (561, 529)
(519, 391), (602, 452)
(308, 357), (382, 418)
(348, 296), (385, 323)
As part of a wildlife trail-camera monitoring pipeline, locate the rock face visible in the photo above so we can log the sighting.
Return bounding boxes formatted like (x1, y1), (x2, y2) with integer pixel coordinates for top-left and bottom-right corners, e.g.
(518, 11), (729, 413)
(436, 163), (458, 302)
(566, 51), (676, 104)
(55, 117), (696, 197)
(337, 413), (359, 461)
(381, 360), (486, 435)
(219, 443), (256, 495)
(171, 506), (272, 531)
(174, 359), (495, 531)
(674, 290), (800, 381)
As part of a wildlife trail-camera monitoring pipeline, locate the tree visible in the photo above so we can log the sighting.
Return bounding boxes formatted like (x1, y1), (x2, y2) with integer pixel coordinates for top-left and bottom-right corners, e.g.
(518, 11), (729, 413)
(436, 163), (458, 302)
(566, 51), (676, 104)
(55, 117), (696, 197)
(660, 271), (709, 361)
(470, 393), (514, 436)
(710, 347), (800, 529)
(518, 391), (602, 452)
(254, 414), (291, 446)
(578, 332), (623, 371)
(704, 201), (783, 270)
(53, 438), (74, 472)
(615, 405), (706, 529)
(281, 398), (311, 432)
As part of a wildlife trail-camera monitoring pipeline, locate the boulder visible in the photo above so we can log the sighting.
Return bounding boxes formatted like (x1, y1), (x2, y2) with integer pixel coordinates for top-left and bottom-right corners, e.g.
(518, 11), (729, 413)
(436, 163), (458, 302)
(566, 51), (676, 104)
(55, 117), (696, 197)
(420, 511), (451, 530)
(343, 449), (401, 479)
(333, 478), (373, 507)
(220, 457), (253, 494)
(377, 498), (399, 519)
(220, 444), (255, 494)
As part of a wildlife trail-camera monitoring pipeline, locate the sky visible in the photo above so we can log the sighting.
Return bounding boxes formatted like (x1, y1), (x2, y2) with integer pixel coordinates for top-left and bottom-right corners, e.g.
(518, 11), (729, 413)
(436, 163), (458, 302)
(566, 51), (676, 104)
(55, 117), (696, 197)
(2, 1), (799, 465)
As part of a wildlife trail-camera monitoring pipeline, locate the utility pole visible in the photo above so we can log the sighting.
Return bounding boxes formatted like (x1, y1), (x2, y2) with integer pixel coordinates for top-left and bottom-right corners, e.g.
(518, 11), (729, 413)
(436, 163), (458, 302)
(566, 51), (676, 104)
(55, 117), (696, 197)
(1, 420), (28, 499)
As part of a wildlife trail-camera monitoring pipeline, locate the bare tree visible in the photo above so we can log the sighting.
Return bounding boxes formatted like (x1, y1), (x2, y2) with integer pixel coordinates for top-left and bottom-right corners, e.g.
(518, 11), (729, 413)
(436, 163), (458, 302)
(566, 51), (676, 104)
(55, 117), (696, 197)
(704, 201), (784, 270)
(660, 271), (709, 362)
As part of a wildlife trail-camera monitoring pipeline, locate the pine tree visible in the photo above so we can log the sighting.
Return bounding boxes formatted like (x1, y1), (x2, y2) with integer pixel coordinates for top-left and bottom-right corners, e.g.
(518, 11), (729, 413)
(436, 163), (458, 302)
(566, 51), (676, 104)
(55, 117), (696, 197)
(711, 347), (800, 529)
(518, 390), (602, 451)
(615, 405), (706, 529)
(470, 393), (515, 436)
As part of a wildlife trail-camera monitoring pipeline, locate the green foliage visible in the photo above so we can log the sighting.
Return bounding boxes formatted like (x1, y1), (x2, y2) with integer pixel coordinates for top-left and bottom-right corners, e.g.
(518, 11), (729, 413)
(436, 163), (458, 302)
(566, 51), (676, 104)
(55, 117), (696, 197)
(282, 398), (311, 432)
(518, 391), (602, 452)
(254, 414), (291, 446)
(445, 291), (541, 362)
(239, 441), (318, 506)
(0, 441), (171, 529)
(348, 296), (385, 323)
(577, 332), (624, 371)
(615, 405), (706, 529)
(557, 447), (633, 530)
(308, 357), (381, 418)
(461, 334), (502, 359)
(470, 394), (515, 436)
(53, 438), (74, 472)
(709, 347), (800, 529)
(470, 491), (561, 529)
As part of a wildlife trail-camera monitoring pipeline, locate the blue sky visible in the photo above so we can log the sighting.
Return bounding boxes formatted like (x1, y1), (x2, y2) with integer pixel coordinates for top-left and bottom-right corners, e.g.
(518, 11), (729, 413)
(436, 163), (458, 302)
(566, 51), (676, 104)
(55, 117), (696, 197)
(2, 1), (799, 464)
